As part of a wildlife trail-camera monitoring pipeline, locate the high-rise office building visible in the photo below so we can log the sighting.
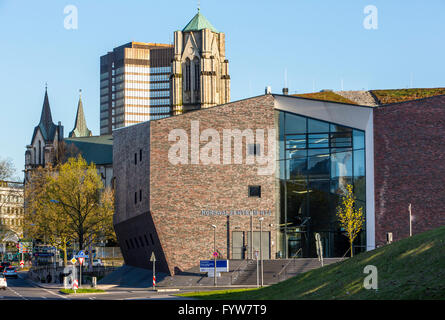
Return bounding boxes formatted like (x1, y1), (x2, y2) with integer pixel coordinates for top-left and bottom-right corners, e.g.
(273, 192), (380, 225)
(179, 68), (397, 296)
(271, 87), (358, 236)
(100, 42), (174, 135)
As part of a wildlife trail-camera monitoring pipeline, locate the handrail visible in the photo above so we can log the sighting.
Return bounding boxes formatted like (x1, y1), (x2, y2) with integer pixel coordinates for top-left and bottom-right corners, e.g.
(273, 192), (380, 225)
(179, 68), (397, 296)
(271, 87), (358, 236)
(341, 247), (351, 259)
(230, 260), (249, 284)
(276, 248), (302, 278)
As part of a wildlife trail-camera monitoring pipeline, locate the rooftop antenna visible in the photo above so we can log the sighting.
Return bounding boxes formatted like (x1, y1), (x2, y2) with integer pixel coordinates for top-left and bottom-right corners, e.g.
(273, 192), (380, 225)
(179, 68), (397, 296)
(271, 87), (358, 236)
(198, 0), (200, 12)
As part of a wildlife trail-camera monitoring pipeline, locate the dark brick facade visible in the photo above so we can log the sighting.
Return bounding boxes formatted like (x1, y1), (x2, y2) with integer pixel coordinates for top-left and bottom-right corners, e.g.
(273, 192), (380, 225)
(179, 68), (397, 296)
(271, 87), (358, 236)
(374, 95), (445, 246)
(114, 95), (277, 275)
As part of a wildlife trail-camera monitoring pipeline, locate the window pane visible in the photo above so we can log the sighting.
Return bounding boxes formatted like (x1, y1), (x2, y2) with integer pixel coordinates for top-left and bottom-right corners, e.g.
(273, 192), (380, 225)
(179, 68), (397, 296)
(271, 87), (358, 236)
(308, 149), (330, 180)
(330, 132), (352, 148)
(354, 149), (366, 201)
(286, 149), (307, 179)
(330, 150), (353, 195)
(308, 133), (329, 149)
(286, 134), (306, 150)
(330, 124), (352, 133)
(353, 129), (365, 150)
(285, 113), (306, 134)
(308, 118), (329, 133)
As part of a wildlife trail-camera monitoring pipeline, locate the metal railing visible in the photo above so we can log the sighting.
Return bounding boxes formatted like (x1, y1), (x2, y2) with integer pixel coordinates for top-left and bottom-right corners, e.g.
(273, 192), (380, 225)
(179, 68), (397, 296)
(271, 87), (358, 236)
(275, 248), (302, 282)
(230, 259), (256, 285)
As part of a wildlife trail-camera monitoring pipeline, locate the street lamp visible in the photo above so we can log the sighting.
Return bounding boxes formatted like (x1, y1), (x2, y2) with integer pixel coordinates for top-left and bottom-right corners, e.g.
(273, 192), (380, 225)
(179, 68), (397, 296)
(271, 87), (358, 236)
(211, 225), (217, 287)
(259, 217), (264, 287)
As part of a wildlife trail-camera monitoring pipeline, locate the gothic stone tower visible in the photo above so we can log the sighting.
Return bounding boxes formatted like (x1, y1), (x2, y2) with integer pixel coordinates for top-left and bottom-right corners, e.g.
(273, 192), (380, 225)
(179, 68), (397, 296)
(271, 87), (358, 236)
(171, 10), (230, 115)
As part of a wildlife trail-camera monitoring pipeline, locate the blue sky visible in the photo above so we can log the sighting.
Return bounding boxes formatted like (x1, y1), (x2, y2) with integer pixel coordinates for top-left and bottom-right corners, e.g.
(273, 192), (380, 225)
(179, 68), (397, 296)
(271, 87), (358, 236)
(1, 0), (445, 178)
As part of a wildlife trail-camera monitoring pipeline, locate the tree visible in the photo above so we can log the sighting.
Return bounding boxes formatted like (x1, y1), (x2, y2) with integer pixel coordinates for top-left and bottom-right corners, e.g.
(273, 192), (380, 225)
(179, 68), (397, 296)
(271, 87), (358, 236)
(24, 164), (73, 265)
(24, 155), (115, 265)
(336, 184), (365, 257)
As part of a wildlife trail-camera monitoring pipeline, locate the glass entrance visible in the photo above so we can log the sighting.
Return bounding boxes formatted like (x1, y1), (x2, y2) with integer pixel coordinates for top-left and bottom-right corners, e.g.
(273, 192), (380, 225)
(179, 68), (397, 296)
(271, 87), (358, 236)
(276, 110), (367, 258)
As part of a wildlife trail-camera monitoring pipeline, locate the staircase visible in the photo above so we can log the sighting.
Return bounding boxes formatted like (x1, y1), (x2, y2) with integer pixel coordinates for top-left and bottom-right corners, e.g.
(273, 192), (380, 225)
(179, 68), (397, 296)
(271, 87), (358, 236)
(157, 258), (345, 287)
(231, 258), (344, 286)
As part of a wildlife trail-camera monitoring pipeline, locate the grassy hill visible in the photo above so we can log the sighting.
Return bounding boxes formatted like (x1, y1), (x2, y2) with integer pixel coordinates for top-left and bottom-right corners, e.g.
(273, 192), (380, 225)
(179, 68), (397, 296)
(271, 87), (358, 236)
(180, 226), (445, 300)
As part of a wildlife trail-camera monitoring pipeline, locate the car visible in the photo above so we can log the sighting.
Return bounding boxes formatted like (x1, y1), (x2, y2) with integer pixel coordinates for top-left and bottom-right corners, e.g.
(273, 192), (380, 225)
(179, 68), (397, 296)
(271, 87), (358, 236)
(0, 274), (7, 290)
(3, 267), (18, 279)
(92, 259), (104, 267)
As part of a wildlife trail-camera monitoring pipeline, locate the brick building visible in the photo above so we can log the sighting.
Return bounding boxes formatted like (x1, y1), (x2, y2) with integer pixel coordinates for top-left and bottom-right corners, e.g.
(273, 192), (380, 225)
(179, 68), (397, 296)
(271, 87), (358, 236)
(113, 92), (445, 275)
(373, 94), (445, 246)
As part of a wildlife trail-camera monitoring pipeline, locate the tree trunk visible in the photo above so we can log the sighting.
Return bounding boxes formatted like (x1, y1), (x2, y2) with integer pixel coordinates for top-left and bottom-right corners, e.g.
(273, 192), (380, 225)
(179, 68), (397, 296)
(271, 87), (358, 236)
(350, 242), (354, 257)
(63, 239), (67, 266)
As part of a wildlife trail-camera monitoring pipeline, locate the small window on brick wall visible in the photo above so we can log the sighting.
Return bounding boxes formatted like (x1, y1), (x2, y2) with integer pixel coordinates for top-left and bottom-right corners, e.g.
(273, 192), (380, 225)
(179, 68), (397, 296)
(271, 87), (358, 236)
(134, 153), (137, 165)
(248, 185), (261, 198)
(139, 189), (142, 202)
(140, 149), (142, 162)
(248, 143), (261, 156)
(134, 192), (137, 204)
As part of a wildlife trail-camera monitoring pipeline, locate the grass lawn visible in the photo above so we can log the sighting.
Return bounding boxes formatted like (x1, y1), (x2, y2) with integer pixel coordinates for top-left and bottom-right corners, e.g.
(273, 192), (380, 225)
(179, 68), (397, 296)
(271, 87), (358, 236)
(60, 288), (106, 294)
(178, 225), (445, 300)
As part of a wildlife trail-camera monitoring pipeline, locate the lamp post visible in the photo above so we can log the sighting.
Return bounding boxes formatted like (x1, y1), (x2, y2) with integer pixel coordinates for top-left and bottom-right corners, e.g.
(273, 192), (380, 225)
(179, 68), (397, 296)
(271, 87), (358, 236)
(409, 204), (412, 237)
(259, 217), (264, 287)
(211, 225), (217, 287)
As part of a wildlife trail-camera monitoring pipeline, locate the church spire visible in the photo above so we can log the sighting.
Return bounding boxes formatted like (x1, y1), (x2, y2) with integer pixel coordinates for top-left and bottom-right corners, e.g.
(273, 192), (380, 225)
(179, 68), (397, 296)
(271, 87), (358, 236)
(69, 89), (92, 138)
(39, 84), (54, 131)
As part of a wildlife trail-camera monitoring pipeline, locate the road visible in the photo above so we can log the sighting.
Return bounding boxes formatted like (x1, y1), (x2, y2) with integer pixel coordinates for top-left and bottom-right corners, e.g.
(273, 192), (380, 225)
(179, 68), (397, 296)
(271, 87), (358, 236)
(1, 272), (194, 300)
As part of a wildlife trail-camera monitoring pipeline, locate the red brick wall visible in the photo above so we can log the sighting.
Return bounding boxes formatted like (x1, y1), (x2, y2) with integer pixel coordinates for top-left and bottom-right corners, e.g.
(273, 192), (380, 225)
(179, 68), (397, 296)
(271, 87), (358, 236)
(149, 95), (277, 274)
(374, 95), (445, 246)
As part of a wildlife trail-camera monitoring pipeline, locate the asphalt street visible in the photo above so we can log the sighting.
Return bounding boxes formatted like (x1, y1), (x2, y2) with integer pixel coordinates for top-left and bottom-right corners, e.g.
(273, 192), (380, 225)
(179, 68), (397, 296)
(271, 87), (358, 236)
(0, 271), (194, 300)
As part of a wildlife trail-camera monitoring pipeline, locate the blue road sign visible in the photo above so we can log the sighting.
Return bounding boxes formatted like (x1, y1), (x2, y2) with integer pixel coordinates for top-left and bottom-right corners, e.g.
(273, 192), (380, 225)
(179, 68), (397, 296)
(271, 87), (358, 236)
(199, 260), (229, 272)
(75, 250), (88, 258)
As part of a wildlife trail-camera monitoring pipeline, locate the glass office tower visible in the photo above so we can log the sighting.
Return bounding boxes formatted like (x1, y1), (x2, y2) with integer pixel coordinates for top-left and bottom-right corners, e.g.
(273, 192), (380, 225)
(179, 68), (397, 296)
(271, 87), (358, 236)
(276, 110), (366, 258)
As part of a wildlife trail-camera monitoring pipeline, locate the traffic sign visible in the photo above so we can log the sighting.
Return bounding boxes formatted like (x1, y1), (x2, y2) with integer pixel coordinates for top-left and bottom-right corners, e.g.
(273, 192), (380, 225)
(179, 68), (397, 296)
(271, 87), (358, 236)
(78, 257), (84, 265)
(20, 260), (24, 267)
(150, 252), (156, 262)
(70, 257), (77, 264)
(72, 279), (78, 290)
(76, 250), (88, 258)
(213, 251), (218, 257)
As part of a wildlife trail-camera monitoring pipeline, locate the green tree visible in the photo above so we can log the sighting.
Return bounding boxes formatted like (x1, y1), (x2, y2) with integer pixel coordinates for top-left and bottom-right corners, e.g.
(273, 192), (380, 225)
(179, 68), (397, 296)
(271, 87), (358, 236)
(25, 156), (115, 264)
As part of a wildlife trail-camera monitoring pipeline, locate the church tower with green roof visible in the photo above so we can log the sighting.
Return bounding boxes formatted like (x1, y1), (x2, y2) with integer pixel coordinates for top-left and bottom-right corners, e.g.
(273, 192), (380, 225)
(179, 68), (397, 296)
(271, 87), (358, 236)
(171, 10), (230, 114)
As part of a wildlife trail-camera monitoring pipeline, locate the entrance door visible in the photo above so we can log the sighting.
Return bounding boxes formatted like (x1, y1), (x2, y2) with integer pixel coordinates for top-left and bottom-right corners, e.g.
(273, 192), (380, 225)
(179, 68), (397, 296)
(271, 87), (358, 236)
(232, 231), (245, 259)
(247, 231), (270, 260)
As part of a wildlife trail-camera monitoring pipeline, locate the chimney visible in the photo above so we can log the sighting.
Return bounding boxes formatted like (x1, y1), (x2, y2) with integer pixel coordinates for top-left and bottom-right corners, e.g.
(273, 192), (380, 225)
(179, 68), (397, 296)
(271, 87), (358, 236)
(282, 88), (289, 95)
(265, 86), (272, 95)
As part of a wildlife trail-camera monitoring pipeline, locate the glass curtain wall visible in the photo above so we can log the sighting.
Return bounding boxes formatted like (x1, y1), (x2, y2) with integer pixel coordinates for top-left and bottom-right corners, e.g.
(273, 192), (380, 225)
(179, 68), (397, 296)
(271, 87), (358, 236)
(276, 110), (366, 259)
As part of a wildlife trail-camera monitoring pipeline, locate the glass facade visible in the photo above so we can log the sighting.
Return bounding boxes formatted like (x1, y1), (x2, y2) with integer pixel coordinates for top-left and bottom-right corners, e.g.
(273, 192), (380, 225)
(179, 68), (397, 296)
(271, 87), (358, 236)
(276, 110), (366, 259)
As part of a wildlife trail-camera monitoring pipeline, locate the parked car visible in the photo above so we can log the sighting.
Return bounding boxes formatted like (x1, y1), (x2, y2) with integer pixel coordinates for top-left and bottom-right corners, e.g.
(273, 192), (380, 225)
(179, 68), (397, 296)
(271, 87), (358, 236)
(0, 262), (11, 273)
(0, 274), (7, 289)
(3, 267), (18, 279)
(92, 259), (104, 267)
(84, 259), (104, 267)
